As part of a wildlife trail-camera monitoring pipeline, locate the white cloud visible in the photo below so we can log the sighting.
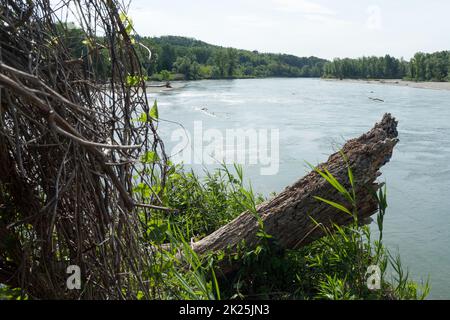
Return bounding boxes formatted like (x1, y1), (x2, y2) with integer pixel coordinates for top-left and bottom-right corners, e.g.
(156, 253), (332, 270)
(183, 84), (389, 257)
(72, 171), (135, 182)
(124, 0), (450, 60)
(226, 15), (277, 28)
(273, 0), (335, 15)
(271, 0), (351, 28)
(302, 13), (353, 26)
(366, 5), (383, 30)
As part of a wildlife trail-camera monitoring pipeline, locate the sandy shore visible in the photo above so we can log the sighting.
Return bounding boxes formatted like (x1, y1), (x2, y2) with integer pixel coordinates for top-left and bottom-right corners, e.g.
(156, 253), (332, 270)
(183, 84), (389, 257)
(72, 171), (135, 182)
(145, 81), (188, 94)
(144, 78), (450, 92)
(323, 78), (450, 91)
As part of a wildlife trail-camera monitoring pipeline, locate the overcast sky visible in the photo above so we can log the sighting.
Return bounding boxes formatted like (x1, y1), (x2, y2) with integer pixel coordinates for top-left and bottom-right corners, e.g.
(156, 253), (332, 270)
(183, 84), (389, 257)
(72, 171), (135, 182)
(127, 0), (450, 60)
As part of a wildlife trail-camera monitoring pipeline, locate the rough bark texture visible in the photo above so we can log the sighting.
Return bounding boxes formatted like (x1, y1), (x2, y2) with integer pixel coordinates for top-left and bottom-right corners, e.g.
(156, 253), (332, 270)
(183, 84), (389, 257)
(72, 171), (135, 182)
(192, 114), (399, 267)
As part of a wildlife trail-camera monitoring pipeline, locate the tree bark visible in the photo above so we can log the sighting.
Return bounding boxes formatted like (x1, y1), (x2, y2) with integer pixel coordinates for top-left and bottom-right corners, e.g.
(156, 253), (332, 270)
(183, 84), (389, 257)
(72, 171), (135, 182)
(191, 114), (399, 271)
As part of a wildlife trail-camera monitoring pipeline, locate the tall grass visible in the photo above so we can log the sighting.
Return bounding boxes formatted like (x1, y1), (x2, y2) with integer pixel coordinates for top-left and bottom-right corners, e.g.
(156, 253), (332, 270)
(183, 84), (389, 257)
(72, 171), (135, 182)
(1, 162), (429, 300)
(147, 161), (429, 300)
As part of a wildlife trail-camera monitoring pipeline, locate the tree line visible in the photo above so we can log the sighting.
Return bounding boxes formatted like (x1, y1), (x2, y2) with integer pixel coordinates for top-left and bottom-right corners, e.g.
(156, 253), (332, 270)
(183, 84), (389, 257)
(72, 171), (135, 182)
(322, 55), (408, 80)
(61, 23), (450, 82)
(323, 52), (450, 81)
(138, 35), (326, 80)
(136, 37), (450, 82)
(408, 51), (450, 81)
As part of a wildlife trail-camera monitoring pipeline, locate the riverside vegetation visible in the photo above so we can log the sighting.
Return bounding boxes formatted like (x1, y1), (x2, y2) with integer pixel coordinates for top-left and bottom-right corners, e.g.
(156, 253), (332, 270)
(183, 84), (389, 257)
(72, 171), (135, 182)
(0, 1), (431, 300)
(61, 22), (449, 82)
(1, 159), (430, 300)
(136, 162), (430, 300)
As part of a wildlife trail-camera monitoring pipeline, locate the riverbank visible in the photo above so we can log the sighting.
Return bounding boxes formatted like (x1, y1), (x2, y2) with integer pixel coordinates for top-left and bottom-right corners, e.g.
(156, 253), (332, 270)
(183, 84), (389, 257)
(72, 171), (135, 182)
(148, 78), (450, 92)
(145, 81), (188, 93)
(154, 78), (450, 298)
(323, 78), (450, 91)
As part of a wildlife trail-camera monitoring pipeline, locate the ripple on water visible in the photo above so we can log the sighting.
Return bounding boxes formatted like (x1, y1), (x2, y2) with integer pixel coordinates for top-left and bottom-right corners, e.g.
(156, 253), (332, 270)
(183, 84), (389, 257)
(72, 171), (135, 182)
(153, 78), (450, 299)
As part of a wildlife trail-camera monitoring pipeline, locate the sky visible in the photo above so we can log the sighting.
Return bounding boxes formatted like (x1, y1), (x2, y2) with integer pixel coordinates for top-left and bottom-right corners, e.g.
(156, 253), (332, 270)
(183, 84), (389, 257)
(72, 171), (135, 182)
(126, 0), (450, 60)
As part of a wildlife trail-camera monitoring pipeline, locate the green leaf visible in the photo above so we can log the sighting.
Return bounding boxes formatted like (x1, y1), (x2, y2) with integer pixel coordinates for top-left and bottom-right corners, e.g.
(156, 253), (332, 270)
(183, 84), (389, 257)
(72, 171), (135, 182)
(81, 38), (93, 48)
(256, 231), (272, 239)
(119, 12), (134, 36)
(141, 151), (159, 164)
(125, 75), (136, 86)
(314, 196), (353, 216)
(137, 112), (147, 122)
(347, 166), (354, 189)
(119, 12), (127, 23)
(149, 100), (159, 120)
(126, 74), (147, 87)
(125, 23), (133, 35)
(307, 161), (354, 204)
(323, 169), (352, 201)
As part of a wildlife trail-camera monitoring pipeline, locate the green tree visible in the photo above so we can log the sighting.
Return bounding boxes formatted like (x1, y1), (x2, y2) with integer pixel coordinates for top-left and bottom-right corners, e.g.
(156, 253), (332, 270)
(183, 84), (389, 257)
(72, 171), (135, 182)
(173, 56), (200, 80)
(226, 48), (238, 78)
(159, 44), (176, 71)
(213, 50), (227, 78)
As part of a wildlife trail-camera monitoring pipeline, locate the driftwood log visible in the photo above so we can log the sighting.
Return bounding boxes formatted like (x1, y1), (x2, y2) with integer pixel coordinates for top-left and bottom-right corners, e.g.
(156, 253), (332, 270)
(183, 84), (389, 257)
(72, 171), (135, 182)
(191, 114), (398, 272)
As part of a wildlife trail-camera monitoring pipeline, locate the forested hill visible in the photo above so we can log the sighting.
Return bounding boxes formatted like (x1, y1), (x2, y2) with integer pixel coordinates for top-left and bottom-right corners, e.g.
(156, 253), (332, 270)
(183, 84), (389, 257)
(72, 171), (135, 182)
(61, 23), (449, 82)
(137, 35), (327, 80)
(138, 36), (450, 82)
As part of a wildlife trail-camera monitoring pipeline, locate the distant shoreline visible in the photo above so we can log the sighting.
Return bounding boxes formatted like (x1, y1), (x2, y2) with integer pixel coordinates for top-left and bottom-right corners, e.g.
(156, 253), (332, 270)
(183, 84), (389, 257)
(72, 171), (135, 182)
(145, 81), (188, 94)
(322, 78), (450, 91)
(146, 78), (450, 93)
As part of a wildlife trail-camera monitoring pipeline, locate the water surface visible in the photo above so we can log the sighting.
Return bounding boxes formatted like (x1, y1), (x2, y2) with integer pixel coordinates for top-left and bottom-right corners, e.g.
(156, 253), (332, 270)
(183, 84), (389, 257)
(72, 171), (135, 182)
(153, 78), (450, 299)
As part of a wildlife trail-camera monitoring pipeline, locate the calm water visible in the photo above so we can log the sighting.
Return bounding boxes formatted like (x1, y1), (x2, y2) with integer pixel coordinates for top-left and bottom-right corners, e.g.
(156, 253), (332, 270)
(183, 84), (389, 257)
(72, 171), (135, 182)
(152, 78), (450, 299)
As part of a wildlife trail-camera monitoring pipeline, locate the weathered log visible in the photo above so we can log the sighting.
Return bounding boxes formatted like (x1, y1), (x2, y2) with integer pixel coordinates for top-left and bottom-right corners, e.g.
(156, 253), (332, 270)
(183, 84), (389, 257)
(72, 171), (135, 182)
(192, 114), (398, 270)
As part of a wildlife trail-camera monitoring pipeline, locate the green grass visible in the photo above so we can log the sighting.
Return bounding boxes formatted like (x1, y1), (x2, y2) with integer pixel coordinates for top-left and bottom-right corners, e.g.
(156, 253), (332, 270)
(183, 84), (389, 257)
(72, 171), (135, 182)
(1, 161), (429, 300)
(133, 161), (429, 300)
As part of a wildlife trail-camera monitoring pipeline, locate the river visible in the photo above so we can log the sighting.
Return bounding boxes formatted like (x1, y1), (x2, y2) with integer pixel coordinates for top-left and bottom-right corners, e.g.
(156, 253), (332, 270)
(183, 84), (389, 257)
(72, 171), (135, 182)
(152, 78), (450, 299)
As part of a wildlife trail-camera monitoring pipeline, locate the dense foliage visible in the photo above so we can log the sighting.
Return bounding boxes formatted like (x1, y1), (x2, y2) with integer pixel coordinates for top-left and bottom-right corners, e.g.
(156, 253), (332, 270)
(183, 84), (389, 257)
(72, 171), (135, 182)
(58, 26), (326, 80)
(323, 52), (450, 81)
(139, 36), (450, 82)
(323, 55), (409, 79)
(0, 3), (434, 301)
(61, 22), (449, 82)
(137, 36), (327, 80)
(133, 163), (429, 300)
(407, 51), (450, 81)
(0, 160), (433, 300)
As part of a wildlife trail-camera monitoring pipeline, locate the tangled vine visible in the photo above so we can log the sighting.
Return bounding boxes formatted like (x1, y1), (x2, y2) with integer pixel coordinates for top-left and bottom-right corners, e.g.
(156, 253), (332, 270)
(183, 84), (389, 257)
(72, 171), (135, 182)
(0, 0), (170, 299)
